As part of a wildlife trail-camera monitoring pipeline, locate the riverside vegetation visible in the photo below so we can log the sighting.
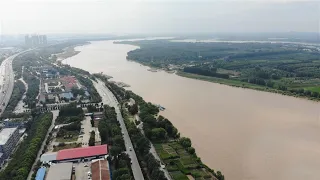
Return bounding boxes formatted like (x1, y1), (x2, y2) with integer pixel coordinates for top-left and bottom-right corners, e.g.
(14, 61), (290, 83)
(117, 40), (320, 100)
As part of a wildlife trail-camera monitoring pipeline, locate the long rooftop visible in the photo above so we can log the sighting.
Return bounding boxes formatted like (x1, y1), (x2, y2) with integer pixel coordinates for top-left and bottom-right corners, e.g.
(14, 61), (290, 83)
(0, 127), (17, 145)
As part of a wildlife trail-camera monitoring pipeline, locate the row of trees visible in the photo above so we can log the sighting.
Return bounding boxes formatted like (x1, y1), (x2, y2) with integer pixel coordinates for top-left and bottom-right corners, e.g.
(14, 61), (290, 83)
(97, 105), (133, 179)
(184, 67), (229, 79)
(89, 131), (95, 146)
(0, 113), (53, 180)
(5, 80), (26, 112)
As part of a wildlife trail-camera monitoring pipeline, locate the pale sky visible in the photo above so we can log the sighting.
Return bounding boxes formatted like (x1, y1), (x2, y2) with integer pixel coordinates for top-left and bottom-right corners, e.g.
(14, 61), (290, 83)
(0, 0), (319, 35)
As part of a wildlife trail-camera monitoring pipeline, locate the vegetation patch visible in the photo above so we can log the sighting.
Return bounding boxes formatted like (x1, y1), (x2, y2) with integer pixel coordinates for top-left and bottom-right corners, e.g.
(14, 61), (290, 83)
(170, 171), (189, 180)
(53, 142), (81, 152)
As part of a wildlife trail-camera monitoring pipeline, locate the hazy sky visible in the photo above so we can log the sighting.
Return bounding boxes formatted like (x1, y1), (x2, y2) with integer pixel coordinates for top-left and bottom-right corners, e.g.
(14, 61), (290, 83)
(0, 0), (319, 35)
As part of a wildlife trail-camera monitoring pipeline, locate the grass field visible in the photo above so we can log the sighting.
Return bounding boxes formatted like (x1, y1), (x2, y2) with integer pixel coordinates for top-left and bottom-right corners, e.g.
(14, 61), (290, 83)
(305, 86), (320, 93)
(170, 171), (189, 180)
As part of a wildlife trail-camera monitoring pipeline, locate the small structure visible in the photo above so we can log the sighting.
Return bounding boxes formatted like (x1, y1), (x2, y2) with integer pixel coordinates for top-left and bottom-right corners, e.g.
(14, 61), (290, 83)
(46, 162), (73, 180)
(93, 112), (104, 127)
(40, 152), (58, 163)
(128, 98), (135, 106)
(35, 167), (46, 180)
(91, 159), (111, 180)
(46, 94), (56, 103)
(60, 92), (74, 100)
(3, 118), (26, 128)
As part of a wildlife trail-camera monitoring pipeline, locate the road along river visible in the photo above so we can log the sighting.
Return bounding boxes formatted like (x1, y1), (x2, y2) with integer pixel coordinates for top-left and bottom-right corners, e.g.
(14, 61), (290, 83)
(63, 40), (320, 180)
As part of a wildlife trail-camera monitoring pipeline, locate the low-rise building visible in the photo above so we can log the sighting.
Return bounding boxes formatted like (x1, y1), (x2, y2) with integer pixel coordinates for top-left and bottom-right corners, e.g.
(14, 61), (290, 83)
(93, 112), (104, 127)
(35, 167), (46, 180)
(60, 92), (74, 100)
(3, 118), (26, 128)
(91, 159), (111, 180)
(40, 145), (108, 163)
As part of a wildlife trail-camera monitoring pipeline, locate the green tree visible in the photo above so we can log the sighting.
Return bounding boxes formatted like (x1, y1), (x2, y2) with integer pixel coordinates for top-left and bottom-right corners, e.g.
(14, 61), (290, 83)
(179, 137), (192, 148)
(151, 128), (167, 141)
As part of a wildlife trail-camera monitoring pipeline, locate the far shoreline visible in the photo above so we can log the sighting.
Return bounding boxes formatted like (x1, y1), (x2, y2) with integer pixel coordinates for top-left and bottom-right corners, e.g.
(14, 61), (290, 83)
(63, 40), (320, 103)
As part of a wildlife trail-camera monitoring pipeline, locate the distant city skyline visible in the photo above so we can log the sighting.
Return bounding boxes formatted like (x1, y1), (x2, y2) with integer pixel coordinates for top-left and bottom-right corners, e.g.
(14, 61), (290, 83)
(0, 0), (319, 35)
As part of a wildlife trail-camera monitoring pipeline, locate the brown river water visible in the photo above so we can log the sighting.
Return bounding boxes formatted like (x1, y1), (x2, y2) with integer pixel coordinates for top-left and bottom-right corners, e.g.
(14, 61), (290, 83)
(64, 40), (320, 180)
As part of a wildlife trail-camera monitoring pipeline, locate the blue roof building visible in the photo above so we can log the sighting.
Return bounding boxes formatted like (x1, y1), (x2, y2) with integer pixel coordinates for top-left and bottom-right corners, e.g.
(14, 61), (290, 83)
(35, 167), (46, 180)
(60, 92), (74, 99)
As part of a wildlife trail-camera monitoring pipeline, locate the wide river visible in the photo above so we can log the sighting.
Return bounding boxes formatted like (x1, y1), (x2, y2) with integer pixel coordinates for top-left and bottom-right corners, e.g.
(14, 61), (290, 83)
(64, 40), (320, 180)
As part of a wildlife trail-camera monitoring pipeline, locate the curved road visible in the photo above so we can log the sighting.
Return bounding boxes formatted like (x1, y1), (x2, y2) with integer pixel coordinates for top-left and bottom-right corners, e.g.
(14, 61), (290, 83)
(0, 49), (33, 115)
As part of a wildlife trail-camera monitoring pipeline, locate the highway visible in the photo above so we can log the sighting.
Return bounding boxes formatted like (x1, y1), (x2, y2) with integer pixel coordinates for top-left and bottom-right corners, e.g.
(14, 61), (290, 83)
(93, 79), (145, 180)
(0, 53), (19, 115)
(0, 49), (33, 115)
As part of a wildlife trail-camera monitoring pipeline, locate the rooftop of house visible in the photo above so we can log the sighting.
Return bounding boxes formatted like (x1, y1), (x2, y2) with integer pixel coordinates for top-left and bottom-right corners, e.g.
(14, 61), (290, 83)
(0, 127), (18, 145)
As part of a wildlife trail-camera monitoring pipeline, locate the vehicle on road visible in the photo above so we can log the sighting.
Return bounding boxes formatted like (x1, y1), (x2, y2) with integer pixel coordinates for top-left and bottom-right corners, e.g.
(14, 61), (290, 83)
(129, 147), (132, 151)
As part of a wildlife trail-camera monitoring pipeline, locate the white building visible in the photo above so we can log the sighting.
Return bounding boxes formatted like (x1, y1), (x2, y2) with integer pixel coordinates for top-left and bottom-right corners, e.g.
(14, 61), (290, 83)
(0, 127), (20, 160)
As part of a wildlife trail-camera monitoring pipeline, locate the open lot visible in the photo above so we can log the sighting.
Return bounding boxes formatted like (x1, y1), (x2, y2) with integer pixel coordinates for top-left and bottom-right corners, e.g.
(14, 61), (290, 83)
(74, 162), (91, 180)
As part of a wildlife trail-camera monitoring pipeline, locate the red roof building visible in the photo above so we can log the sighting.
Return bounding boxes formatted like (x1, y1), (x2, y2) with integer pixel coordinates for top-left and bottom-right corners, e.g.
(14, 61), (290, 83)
(91, 160), (111, 180)
(56, 145), (108, 161)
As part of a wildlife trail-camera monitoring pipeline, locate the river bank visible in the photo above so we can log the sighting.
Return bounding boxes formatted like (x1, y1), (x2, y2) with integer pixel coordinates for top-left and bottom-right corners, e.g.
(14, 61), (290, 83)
(177, 71), (320, 102)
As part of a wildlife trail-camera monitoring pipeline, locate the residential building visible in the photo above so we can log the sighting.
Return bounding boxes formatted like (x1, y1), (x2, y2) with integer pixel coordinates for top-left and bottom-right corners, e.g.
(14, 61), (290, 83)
(0, 127), (20, 165)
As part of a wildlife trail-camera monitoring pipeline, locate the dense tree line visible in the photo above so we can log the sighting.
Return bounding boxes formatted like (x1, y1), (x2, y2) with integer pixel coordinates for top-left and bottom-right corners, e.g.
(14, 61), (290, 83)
(184, 67), (229, 79)
(0, 113), (53, 180)
(59, 103), (83, 117)
(4, 80), (26, 112)
(23, 69), (40, 109)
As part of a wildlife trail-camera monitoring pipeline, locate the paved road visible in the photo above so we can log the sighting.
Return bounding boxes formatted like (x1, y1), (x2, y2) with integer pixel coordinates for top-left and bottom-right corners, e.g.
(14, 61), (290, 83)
(27, 110), (59, 180)
(93, 79), (145, 180)
(0, 49), (33, 116)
